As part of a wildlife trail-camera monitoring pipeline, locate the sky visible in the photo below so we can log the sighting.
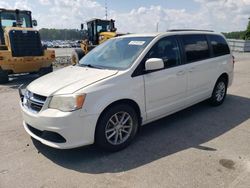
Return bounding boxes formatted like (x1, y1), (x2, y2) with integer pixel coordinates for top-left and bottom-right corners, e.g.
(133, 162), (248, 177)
(0, 0), (249, 33)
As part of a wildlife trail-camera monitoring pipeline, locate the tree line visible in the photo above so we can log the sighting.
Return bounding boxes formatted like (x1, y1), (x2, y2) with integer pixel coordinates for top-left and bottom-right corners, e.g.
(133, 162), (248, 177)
(39, 28), (84, 40)
(223, 20), (250, 40)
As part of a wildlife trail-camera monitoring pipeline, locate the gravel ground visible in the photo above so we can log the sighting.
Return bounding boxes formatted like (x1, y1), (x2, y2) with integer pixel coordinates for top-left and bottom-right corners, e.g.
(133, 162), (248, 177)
(0, 53), (250, 188)
(54, 56), (71, 66)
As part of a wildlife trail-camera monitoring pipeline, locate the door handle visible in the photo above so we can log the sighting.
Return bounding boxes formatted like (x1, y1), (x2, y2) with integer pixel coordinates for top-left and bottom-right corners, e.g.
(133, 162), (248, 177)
(176, 70), (185, 76)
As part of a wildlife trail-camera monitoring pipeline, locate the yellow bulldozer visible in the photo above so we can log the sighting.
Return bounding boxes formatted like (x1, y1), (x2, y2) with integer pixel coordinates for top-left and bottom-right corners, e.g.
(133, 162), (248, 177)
(0, 8), (55, 83)
(71, 18), (120, 65)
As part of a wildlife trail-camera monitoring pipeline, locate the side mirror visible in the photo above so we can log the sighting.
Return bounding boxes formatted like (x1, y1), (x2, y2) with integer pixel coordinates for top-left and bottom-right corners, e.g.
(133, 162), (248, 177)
(81, 23), (84, 30)
(32, 20), (38, 27)
(145, 58), (164, 71)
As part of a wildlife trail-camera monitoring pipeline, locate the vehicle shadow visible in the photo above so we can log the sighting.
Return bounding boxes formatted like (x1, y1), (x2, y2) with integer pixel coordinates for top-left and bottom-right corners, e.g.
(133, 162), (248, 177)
(33, 94), (250, 174)
(4, 74), (39, 89)
(1, 66), (65, 89)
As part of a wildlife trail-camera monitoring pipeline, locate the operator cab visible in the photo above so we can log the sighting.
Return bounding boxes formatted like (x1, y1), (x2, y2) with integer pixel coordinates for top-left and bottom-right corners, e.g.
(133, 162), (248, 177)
(84, 18), (116, 45)
(0, 9), (37, 45)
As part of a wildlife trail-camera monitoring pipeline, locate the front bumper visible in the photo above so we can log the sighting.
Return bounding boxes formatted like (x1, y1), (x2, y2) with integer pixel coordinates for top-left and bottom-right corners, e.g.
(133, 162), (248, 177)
(20, 103), (99, 149)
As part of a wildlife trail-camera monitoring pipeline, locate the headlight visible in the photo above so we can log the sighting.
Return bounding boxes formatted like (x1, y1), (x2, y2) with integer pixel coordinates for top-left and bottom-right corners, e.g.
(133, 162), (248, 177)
(49, 94), (86, 112)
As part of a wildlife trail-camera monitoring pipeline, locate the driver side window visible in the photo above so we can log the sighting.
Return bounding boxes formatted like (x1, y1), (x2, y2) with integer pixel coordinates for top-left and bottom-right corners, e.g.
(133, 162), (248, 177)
(147, 37), (181, 69)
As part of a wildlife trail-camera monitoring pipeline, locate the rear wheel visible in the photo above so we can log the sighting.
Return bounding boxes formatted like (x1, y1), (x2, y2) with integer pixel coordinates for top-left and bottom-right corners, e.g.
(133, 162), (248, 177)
(210, 77), (228, 106)
(95, 104), (139, 152)
(0, 68), (9, 84)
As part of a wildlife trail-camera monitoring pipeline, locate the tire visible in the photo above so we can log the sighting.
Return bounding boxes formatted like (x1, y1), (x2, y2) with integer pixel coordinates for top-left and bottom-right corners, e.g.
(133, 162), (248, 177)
(210, 77), (228, 106)
(71, 48), (85, 66)
(0, 68), (9, 84)
(39, 65), (53, 76)
(95, 104), (139, 152)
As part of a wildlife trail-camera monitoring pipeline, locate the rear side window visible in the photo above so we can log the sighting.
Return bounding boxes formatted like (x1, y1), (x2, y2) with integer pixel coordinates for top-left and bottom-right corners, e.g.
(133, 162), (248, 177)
(182, 35), (210, 63)
(208, 35), (230, 57)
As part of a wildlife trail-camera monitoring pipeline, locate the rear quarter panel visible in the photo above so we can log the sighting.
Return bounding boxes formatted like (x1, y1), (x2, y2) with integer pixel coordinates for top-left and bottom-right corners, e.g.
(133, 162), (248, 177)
(214, 54), (234, 89)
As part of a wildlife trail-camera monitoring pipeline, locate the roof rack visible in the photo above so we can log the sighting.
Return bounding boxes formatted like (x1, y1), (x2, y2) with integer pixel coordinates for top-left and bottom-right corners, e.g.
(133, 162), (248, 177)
(167, 29), (214, 32)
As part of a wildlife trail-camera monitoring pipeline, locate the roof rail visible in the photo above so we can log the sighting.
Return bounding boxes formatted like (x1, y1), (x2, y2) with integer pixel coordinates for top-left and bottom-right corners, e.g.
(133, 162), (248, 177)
(167, 29), (214, 32)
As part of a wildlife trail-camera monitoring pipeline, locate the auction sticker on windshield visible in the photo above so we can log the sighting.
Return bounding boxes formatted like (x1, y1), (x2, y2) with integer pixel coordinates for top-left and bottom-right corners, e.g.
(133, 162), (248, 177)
(128, 41), (146, 46)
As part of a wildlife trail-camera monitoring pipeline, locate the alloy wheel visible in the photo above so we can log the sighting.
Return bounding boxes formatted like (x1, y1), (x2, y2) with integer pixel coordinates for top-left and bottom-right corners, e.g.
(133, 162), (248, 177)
(105, 111), (133, 145)
(215, 81), (226, 102)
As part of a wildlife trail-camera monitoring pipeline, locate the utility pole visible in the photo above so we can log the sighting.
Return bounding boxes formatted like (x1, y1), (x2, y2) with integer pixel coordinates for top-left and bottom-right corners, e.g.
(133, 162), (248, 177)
(105, 0), (108, 20)
(156, 22), (159, 32)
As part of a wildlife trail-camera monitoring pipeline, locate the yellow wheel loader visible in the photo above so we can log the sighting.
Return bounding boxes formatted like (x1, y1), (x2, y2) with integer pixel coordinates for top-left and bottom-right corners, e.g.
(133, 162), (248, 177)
(71, 18), (119, 65)
(0, 8), (55, 83)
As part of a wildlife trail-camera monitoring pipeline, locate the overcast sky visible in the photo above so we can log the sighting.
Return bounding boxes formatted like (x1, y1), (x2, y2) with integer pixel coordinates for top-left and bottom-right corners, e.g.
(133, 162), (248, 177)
(1, 0), (250, 32)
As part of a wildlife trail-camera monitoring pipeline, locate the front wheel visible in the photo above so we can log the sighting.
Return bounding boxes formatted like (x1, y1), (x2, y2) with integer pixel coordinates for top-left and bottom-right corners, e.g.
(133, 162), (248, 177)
(210, 77), (228, 106)
(95, 104), (139, 152)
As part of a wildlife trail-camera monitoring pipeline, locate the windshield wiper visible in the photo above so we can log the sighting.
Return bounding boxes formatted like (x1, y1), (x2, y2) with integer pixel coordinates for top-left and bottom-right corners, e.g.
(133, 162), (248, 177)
(80, 64), (104, 69)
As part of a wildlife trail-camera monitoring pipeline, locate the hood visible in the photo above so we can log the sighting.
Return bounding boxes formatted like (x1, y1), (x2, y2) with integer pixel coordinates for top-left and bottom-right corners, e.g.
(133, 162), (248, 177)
(27, 66), (118, 96)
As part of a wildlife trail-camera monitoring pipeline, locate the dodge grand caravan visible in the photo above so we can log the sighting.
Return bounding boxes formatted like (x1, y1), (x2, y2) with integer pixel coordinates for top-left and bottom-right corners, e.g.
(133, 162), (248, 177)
(20, 30), (234, 151)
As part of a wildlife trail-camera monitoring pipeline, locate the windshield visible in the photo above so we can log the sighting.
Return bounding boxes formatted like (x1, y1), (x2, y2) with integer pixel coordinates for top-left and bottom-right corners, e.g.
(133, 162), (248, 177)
(0, 11), (32, 28)
(96, 21), (112, 32)
(79, 37), (153, 70)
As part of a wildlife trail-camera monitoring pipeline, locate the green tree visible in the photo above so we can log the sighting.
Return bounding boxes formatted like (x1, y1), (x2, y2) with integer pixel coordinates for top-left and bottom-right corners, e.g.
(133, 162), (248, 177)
(222, 31), (245, 39)
(244, 19), (250, 40)
(39, 28), (83, 40)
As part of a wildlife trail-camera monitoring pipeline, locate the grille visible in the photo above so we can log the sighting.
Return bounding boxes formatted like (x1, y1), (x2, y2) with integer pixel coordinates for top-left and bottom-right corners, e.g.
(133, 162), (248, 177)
(9, 30), (44, 57)
(23, 91), (47, 113)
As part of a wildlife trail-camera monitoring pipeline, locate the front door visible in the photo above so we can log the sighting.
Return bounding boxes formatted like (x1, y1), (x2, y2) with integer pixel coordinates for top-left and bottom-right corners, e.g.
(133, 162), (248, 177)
(143, 36), (187, 120)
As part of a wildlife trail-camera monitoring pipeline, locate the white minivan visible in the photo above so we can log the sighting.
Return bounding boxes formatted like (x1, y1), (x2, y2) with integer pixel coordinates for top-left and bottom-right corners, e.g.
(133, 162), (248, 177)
(20, 30), (234, 151)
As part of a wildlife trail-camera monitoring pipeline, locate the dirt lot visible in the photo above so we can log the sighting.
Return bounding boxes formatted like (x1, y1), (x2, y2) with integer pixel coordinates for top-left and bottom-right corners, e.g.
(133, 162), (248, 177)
(0, 53), (250, 188)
